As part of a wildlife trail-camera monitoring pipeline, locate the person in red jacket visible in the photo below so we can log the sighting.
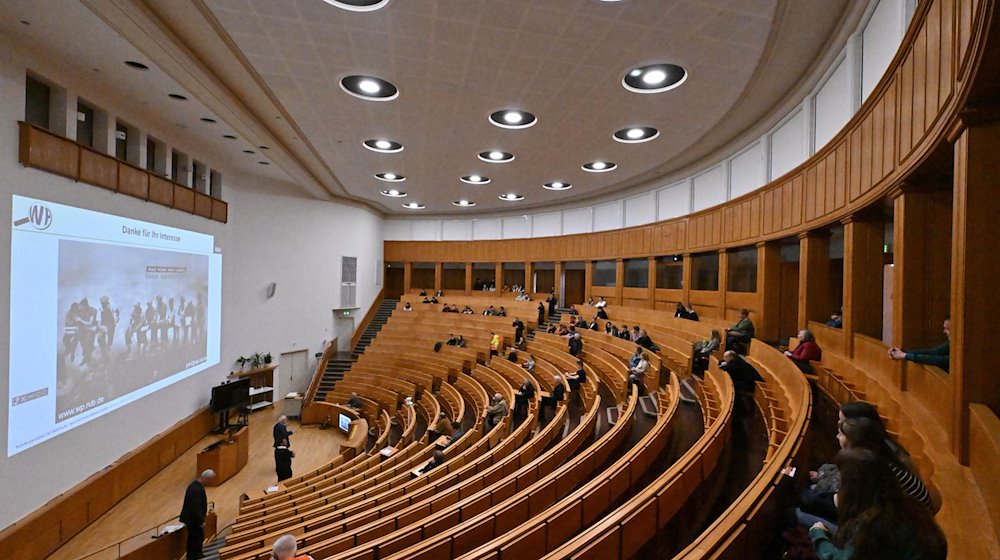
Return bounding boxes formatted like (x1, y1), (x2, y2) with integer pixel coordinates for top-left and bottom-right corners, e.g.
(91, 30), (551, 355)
(785, 329), (822, 374)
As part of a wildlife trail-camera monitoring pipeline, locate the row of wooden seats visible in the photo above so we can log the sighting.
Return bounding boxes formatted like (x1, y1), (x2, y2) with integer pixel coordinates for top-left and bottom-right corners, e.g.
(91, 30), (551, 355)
(457, 374), (681, 559)
(578, 330), (664, 390)
(223, 375), (498, 559)
(528, 333), (621, 401)
(404, 288), (549, 302)
(574, 303), (733, 332)
(400, 294), (545, 320)
(348, 357), (463, 421)
(397, 303), (540, 332)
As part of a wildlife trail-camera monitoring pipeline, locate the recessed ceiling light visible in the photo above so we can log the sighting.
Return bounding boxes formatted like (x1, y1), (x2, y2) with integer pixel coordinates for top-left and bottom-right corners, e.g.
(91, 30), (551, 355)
(168, 93), (188, 101)
(259, 161), (270, 165)
(478, 150), (514, 163)
(223, 134), (237, 139)
(582, 161), (617, 173)
(243, 149), (255, 154)
(622, 63), (687, 93)
(498, 193), (524, 201)
(403, 202), (425, 209)
(461, 175), (491, 185)
(380, 189), (407, 197)
(613, 126), (659, 143)
(452, 199), (476, 207)
(322, 0), (391, 12)
(364, 139), (404, 153)
(340, 75), (399, 101)
(200, 117), (217, 123)
(259, 146), (270, 150)
(124, 60), (149, 70)
(20, 20), (30, 25)
(488, 109), (537, 129)
(543, 181), (573, 191)
(375, 172), (406, 182)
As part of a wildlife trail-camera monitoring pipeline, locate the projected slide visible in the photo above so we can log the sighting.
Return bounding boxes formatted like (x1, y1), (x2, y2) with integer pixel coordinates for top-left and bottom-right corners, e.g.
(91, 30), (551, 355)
(8, 196), (222, 456)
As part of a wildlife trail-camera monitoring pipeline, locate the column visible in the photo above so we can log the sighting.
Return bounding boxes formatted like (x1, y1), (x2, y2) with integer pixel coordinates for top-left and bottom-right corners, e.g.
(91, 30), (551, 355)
(48, 87), (77, 139)
(798, 231), (831, 329)
(555, 261), (564, 306)
(434, 263), (443, 292)
(892, 185), (953, 353)
(524, 261), (534, 293)
(842, 214), (884, 352)
(615, 259), (624, 304)
(756, 242), (782, 342)
(950, 122), (1000, 462)
(403, 262), (412, 294)
(681, 254), (692, 307)
(584, 261), (593, 301)
(717, 249), (729, 318)
(495, 263), (504, 291)
(464, 263), (473, 294)
(647, 257), (657, 308)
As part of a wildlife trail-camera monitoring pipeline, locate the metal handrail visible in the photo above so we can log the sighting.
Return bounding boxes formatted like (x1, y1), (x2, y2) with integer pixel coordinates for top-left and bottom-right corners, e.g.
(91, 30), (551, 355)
(73, 502), (215, 560)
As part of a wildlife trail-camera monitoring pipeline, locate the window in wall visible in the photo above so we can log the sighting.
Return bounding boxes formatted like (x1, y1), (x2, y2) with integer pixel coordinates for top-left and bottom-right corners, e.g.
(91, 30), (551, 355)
(592, 260), (617, 287)
(192, 160), (208, 193)
(472, 263), (496, 290)
(727, 247), (758, 292)
(210, 170), (223, 198)
(146, 136), (157, 171)
(171, 149), (189, 186)
(24, 74), (51, 130)
(623, 259), (648, 288)
(76, 100), (95, 148)
(115, 121), (129, 161)
(691, 252), (720, 291)
(656, 255), (683, 289)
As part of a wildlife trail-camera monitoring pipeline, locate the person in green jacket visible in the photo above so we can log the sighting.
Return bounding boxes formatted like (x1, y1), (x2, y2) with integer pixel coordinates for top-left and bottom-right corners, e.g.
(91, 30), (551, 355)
(888, 317), (950, 372)
(809, 448), (946, 560)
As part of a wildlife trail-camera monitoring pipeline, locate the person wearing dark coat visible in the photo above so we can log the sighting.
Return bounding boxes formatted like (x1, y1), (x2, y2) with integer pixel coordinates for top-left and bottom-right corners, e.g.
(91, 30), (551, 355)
(547, 293), (557, 315)
(273, 415), (293, 447)
(568, 332), (583, 357)
(275, 439), (294, 482)
(537, 302), (545, 326)
(180, 469), (215, 560)
(719, 351), (763, 418)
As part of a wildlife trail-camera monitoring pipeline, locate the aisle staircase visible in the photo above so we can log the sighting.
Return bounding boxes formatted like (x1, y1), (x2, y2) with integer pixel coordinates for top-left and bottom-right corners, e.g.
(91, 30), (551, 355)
(200, 533), (227, 560)
(313, 298), (397, 401)
(526, 307), (563, 340)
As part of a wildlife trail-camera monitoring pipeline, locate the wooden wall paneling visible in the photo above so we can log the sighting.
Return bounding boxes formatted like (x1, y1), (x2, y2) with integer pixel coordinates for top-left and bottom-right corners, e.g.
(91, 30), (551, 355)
(842, 215), (885, 349)
(871, 94), (886, 187)
(117, 162), (149, 200)
(615, 259), (625, 304)
(834, 142), (848, 209)
(900, 53), (915, 162)
(18, 122), (79, 180)
(584, 261), (593, 301)
(848, 127), (862, 201)
(79, 147), (118, 191)
(688, 290), (722, 320)
(211, 199), (228, 223)
(172, 185), (195, 213)
(882, 83), (898, 180)
(717, 250), (729, 318)
(403, 262), (412, 293)
(926, 3), (941, 118)
(968, 404), (1000, 534)
(939, 0), (955, 107)
(435, 263), (443, 291)
(950, 122), (1000, 462)
(193, 192), (213, 218)
(681, 254), (692, 306)
(798, 232), (831, 327)
(859, 113), (874, 195)
(913, 24), (928, 147)
(956, 0), (976, 80)
(804, 165), (818, 222)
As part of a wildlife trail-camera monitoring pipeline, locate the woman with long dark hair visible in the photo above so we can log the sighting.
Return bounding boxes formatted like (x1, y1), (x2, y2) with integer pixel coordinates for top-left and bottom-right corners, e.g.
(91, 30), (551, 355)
(838, 416), (932, 508)
(810, 448), (946, 559)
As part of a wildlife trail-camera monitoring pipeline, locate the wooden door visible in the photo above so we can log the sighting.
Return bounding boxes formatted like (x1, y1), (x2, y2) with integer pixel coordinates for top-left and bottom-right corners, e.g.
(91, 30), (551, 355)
(564, 270), (586, 306)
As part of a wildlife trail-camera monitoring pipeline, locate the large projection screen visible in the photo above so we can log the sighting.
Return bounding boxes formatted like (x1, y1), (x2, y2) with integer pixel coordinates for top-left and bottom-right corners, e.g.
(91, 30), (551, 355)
(7, 195), (222, 456)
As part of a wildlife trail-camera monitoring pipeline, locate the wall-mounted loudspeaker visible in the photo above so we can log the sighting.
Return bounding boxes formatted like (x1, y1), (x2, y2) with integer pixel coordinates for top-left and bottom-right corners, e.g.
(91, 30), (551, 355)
(266, 282), (277, 299)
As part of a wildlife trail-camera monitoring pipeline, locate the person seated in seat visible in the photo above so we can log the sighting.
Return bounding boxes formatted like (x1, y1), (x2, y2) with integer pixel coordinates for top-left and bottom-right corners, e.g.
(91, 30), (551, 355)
(546, 323), (557, 334)
(521, 354), (536, 372)
(628, 352), (650, 394)
(513, 378), (535, 418)
(596, 306), (608, 320)
(422, 297), (431, 304)
(402, 302), (413, 312)
(455, 335), (467, 348)
(585, 297), (595, 306)
(604, 322), (614, 336)
(431, 411), (454, 440)
(429, 296), (439, 304)
(484, 393), (509, 431)
(419, 449), (446, 474)
(692, 329), (722, 376)
(618, 324), (631, 340)
(483, 305), (496, 316)
(718, 351), (763, 418)
(462, 305), (474, 314)
(887, 317), (950, 372)
(445, 421), (464, 446)
(271, 534), (315, 560)
(826, 309), (843, 328)
(594, 296), (607, 309)
(725, 308), (755, 352)
(540, 375), (565, 422)
(785, 329), (822, 373)
(630, 325), (641, 342)
(635, 328), (659, 352)
(435, 289), (444, 297)
(419, 290), (427, 297)
(347, 392), (362, 409)
(440, 304), (450, 313)
(496, 306), (507, 317)
(555, 323), (569, 336)
(589, 320), (599, 331)
(576, 317), (589, 329)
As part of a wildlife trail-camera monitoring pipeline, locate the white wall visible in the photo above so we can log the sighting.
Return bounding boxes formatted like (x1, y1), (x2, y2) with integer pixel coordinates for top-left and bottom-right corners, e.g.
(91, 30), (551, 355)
(0, 41), (383, 529)
(382, 0), (913, 242)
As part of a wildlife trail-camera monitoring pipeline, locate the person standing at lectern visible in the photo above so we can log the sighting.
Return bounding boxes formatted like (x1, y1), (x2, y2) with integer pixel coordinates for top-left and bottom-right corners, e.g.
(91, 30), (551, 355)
(273, 415), (293, 447)
(180, 469), (214, 560)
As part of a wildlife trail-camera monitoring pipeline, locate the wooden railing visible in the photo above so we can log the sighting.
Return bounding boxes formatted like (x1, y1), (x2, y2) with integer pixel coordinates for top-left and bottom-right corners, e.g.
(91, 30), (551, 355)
(18, 121), (228, 223)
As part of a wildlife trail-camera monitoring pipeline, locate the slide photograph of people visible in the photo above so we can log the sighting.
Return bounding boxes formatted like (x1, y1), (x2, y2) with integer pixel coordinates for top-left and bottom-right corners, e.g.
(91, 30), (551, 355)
(55, 239), (209, 422)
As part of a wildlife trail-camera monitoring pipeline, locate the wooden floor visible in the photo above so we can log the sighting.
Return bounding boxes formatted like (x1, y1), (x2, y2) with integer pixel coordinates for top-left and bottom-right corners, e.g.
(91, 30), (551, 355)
(50, 407), (342, 560)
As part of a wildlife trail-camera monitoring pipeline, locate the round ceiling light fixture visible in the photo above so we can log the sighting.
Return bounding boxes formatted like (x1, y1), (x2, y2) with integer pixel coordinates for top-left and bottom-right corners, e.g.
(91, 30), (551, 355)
(223, 134), (237, 140)
(478, 150), (514, 163)
(402, 202), (425, 209)
(375, 172), (405, 182)
(488, 109), (537, 129)
(461, 175), (491, 185)
(622, 63), (687, 93)
(582, 160), (618, 173)
(613, 126), (659, 143)
(498, 193), (524, 201)
(340, 75), (399, 101)
(543, 181), (573, 191)
(322, 0), (391, 12)
(452, 199), (476, 207)
(380, 189), (407, 197)
(363, 139), (404, 153)
(168, 93), (188, 101)
(124, 60), (149, 70)
(200, 117), (217, 123)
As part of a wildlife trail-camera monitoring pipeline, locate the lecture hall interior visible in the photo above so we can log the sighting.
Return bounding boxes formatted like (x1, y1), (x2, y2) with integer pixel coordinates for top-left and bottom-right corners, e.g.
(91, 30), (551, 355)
(1, 0), (999, 558)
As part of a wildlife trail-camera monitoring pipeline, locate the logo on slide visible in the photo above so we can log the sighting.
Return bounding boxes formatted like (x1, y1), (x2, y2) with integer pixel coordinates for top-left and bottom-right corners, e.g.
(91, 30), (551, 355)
(13, 203), (53, 230)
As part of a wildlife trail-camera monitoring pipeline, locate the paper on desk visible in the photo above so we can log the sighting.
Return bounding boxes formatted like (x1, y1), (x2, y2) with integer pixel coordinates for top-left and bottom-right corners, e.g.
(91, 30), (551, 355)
(265, 485), (280, 493)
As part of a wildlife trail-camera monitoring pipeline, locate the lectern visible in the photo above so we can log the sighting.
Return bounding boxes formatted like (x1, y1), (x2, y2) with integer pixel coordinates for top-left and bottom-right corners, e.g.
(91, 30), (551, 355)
(196, 426), (248, 486)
